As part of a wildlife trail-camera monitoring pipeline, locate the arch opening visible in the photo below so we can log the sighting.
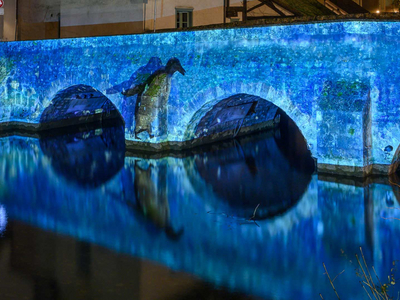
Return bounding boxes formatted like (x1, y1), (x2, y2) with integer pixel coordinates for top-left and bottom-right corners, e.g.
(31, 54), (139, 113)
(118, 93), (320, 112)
(184, 93), (315, 219)
(185, 93), (312, 151)
(40, 84), (124, 130)
(186, 94), (280, 141)
(388, 145), (400, 206)
(389, 145), (400, 202)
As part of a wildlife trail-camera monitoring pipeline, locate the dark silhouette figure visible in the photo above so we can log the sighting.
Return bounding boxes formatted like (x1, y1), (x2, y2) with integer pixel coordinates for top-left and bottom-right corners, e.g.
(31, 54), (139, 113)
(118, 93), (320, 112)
(106, 57), (163, 95)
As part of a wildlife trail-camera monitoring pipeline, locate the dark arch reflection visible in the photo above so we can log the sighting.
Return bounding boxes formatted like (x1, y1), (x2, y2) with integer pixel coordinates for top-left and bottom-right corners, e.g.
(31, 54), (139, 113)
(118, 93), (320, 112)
(185, 114), (315, 220)
(39, 121), (125, 188)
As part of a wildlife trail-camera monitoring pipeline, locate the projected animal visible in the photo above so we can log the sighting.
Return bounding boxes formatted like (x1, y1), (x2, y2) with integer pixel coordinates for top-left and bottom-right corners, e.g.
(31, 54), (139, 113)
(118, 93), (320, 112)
(116, 57), (185, 139)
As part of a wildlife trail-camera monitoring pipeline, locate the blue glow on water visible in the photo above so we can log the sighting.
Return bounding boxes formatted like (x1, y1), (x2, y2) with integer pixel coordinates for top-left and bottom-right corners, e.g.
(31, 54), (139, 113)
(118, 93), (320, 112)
(1, 125), (400, 299)
(0, 205), (6, 234)
(2, 21), (400, 168)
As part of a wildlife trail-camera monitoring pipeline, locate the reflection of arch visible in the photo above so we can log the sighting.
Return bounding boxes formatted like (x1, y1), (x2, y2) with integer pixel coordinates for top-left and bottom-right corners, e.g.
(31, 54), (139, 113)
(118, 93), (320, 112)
(39, 123), (125, 188)
(184, 129), (314, 219)
(40, 84), (123, 129)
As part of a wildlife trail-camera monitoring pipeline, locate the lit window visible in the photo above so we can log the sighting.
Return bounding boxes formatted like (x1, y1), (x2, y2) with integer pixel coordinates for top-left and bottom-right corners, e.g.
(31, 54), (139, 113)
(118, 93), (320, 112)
(176, 8), (193, 28)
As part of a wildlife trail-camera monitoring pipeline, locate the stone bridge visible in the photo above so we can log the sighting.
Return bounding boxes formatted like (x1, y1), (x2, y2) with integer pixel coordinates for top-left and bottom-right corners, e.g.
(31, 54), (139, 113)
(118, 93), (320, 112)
(1, 18), (400, 176)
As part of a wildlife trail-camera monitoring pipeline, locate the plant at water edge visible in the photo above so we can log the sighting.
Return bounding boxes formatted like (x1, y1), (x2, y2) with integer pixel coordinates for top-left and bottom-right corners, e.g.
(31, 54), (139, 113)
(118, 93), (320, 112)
(320, 247), (398, 300)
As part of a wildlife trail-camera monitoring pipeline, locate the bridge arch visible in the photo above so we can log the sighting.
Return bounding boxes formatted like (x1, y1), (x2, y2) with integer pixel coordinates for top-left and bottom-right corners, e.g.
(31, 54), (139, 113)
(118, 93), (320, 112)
(40, 84), (124, 129)
(389, 145), (400, 175)
(185, 93), (280, 140)
(182, 95), (315, 220)
(182, 82), (316, 157)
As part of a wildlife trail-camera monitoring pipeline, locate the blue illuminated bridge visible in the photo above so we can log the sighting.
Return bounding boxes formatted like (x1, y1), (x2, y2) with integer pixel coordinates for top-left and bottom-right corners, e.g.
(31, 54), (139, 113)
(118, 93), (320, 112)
(2, 18), (400, 176)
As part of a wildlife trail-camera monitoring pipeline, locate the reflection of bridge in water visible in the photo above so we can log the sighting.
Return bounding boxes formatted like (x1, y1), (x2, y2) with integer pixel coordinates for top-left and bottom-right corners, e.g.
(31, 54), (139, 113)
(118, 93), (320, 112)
(3, 18), (400, 176)
(1, 122), (400, 299)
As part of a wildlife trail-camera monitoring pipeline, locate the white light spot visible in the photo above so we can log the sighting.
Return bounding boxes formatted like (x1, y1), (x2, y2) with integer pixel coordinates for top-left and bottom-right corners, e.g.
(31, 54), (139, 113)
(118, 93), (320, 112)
(316, 111), (322, 121)
(317, 221), (324, 235)
(0, 206), (7, 234)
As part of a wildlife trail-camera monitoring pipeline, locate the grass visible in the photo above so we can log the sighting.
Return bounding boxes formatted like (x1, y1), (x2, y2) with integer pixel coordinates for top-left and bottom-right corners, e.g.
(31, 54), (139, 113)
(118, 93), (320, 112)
(321, 247), (398, 300)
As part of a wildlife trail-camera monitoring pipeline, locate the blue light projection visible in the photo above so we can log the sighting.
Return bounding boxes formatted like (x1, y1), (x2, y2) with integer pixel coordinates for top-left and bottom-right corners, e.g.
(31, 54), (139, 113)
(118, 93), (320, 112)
(2, 21), (400, 169)
(0, 205), (6, 235)
(1, 131), (400, 299)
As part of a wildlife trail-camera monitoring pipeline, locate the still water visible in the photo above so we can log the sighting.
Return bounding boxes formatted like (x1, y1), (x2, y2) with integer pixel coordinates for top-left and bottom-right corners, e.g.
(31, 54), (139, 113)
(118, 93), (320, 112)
(0, 121), (400, 300)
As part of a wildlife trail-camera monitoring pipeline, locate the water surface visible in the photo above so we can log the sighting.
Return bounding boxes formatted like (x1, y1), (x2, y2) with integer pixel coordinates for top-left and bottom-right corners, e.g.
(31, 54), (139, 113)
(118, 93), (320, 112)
(1, 122), (400, 300)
